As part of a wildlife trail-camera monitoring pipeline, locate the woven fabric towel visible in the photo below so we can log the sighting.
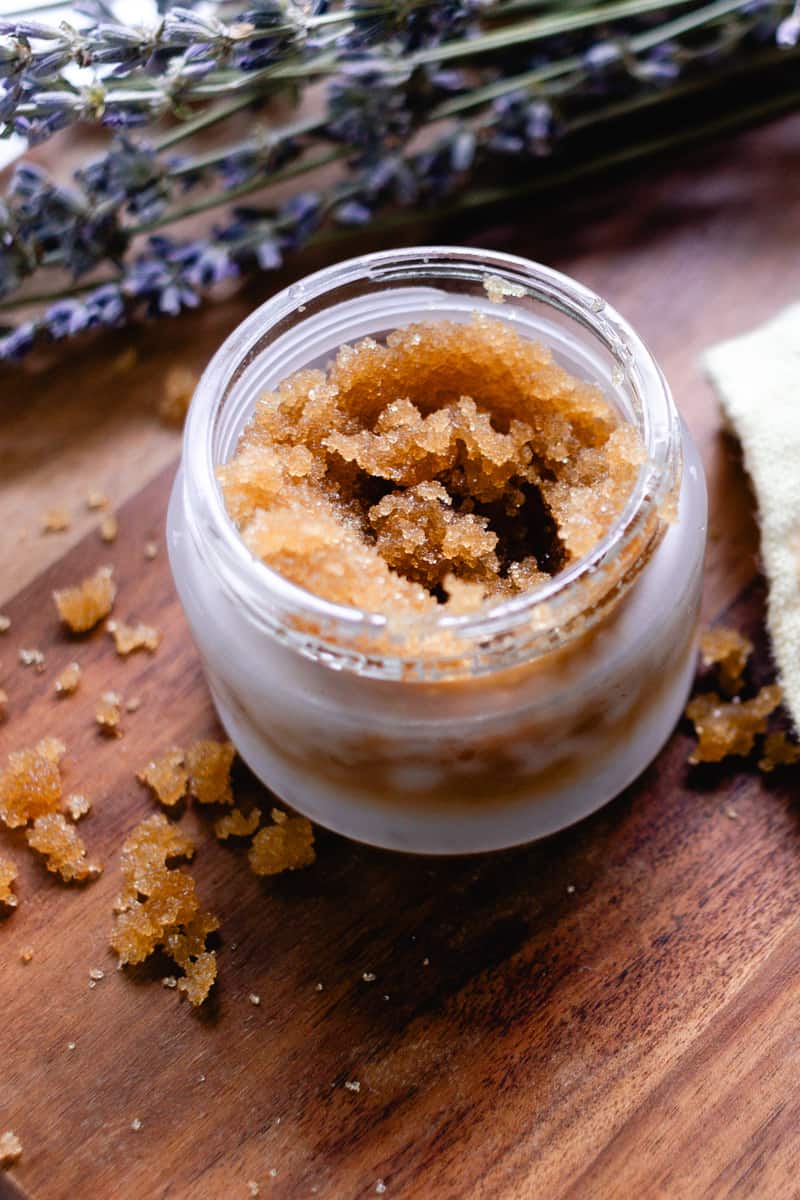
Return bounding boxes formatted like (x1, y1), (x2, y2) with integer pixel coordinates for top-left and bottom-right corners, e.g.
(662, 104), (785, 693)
(704, 304), (800, 733)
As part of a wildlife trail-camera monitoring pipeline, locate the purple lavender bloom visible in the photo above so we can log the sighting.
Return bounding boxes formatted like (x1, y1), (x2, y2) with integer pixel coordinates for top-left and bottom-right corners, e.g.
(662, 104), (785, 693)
(0, 319), (36, 361)
(45, 298), (89, 340)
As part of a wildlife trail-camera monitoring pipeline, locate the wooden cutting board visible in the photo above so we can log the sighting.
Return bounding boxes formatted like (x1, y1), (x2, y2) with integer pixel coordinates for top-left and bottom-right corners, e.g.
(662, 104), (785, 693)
(2, 115), (800, 1200)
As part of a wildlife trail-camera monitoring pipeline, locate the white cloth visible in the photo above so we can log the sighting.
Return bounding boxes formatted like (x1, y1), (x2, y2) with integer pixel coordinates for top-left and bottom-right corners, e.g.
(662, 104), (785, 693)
(704, 304), (800, 733)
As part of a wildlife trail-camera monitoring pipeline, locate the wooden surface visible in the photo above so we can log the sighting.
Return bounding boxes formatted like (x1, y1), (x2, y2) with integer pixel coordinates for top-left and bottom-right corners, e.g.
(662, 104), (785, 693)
(2, 115), (800, 1200)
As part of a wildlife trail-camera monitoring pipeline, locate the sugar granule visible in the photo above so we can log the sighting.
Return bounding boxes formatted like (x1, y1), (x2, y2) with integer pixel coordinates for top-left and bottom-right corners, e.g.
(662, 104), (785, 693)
(41, 507), (71, 533)
(89, 967), (104, 981)
(55, 661), (81, 696)
(214, 807), (260, 840)
(54, 566), (116, 633)
(249, 993), (261, 1006)
(65, 793), (91, 821)
(26, 813), (102, 883)
(126, 697), (142, 713)
(107, 620), (161, 656)
(86, 490), (109, 511)
(344, 1081), (360, 1092)
(0, 736), (66, 828)
(19, 647), (45, 670)
(131, 1118), (142, 1132)
(137, 748), (188, 808)
(96, 691), (123, 737)
(248, 809), (315, 877)
(700, 626), (754, 695)
(67, 1041), (76, 1050)
(362, 972), (376, 982)
(20, 947), (33, 963)
(0, 689), (7, 721)
(186, 739), (236, 806)
(99, 513), (118, 544)
(686, 685), (783, 764)
(110, 814), (218, 1006)
(248, 1183), (260, 1197)
(0, 615), (9, 633)
(483, 274), (526, 303)
(144, 541), (159, 560)
(376, 1182), (387, 1194)
(160, 366), (198, 427)
(162, 976), (177, 989)
(0, 1131), (22, 1167)
(0, 856), (18, 909)
(758, 731), (800, 773)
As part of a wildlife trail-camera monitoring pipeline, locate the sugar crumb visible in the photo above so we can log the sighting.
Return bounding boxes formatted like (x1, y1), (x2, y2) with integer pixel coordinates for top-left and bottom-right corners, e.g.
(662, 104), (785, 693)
(269, 1169), (278, 1178)
(362, 971), (376, 982)
(483, 274), (526, 303)
(54, 566), (116, 633)
(96, 691), (123, 737)
(41, 507), (71, 533)
(0, 856), (18, 909)
(86, 490), (109, 511)
(89, 967), (104, 981)
(55, 661), (81, 697)
(19, 647), (45, 670)
(20, 947), (33, 963)
(99, 513), (119, 544)
(344, 1080), (361, 1092)
(131, 1118), (142, 1132)
(422, 957), (430, 966)
(67, 1041), (76, 1051)
(162, 976), (178, 989)
(0, 615), (10, 633)
(107, 620), (161, 656)
(566, 884), (576, 894)
(376, 1182), (387, 1194)
(315, 982), (324, 991)
(724, 805), (738, 820)
(0, 1131), (22, 1167)
(65, 793), (91, 821)
(144, 541), (159, 560)
(125, 697), (142, 713)
(249, 993), (261, 1006)
(0, 689), (7, 722)
(248, 1184), (260, 1197)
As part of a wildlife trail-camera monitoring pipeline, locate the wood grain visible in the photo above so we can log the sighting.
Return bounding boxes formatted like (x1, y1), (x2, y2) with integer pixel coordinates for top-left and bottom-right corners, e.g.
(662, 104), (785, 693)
(1, 114), (800, 1200)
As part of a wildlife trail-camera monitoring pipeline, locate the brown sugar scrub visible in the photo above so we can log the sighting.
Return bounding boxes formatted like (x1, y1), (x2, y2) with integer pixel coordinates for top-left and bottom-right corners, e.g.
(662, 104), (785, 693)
(169, 248), (708, 852)
(219, 314), (646, 623)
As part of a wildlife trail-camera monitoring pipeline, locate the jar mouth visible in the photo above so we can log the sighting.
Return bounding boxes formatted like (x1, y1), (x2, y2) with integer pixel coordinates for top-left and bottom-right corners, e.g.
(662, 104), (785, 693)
(182, 246), (680, 676)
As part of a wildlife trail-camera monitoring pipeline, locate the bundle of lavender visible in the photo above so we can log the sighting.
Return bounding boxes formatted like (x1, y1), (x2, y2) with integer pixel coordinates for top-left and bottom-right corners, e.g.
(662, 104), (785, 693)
(1, 0), (798, 361)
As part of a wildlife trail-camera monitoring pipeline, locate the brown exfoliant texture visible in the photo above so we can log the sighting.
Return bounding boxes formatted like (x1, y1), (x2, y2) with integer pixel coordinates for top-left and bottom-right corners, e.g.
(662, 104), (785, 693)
(700, 626), (754, 695)
(0, 737), (65, 828)
(214, 807), (260, 840)
(54, 566), (116, 633)
(55, 661), (81, 696)
(248, 808), (315, 876)
(0, 856), (18, 909)
(26, 813), (101, 883)
(186, 740), (235, 807)
(219, 315), (645, 628)
(107, 620), (161, 656)
(110, 814), (218, 1005)
(0, 1131), (22, 1167)
(138, 749), (188, 808)
(758, 730), (800, 772)
(686, 684), (783, 764)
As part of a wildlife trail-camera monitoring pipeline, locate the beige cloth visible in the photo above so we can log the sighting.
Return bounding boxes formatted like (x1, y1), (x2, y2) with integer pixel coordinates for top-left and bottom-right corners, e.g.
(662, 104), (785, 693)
(704, 304), (800, 733)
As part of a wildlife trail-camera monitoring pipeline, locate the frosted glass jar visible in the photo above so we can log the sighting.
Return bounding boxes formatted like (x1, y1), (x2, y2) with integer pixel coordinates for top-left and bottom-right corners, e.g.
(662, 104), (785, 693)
(167, 247), (707, 854)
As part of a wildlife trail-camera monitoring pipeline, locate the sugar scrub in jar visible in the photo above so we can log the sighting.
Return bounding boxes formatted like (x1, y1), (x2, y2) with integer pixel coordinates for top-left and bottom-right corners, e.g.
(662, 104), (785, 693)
(167, 247), (707, 853)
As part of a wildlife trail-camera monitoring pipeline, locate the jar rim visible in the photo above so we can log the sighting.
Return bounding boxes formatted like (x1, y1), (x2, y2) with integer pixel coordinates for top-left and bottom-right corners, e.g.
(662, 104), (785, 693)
(181, 246), (681, 674)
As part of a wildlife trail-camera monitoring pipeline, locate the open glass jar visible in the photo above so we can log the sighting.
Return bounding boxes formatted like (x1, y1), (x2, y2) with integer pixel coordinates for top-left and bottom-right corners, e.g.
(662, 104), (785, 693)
(167, 247), (707, 854)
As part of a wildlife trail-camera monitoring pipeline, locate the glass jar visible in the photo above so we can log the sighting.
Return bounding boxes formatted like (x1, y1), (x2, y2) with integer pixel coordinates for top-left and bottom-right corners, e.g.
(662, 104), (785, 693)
(167, 246), (707, 854)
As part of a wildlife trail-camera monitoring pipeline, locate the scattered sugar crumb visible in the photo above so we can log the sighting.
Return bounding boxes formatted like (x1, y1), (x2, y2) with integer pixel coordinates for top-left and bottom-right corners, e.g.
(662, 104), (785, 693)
(700, 626), (753, 695)
(248, 1184), (260, 1198)
(19, 647), (45, 670)
(162, 976), (178, 989)
(0, 689), (7, 722)
(724, 805), (738, 820)
(20, 947), (33, 963)
(67, 1041), (76, 1051)
(88, 979), (96, 990)
(186, 739), (236, 806)
(249, 993), (261, 1006)
(422, 957), (430, 966)
(248, 809), (315, 877)
(96, 691), (123, 737)
(198, 1074), (206, 1083)
(0, 615), (10, 633)
(55, 661), (81, 696)
(131, 1118), (142, 1132)
(686, 685), (783, 764)
(376, 1182), (387, 1194)
(86, 490), (109, 511)
(214, 807), (260, 840)
(99, 513), (119, 543)
(566, 884), (576, 894)
(344, 1080), (361, 1092)
(269, 1169), (278, 1178)
(125, 697), (142, 713)
(107, 620), (161, 656)
(160, 366), (198, 427)
(315, 982), (324, 991)
(54, 565), (116, 633)
(362, 971), (376, 982)
(0, 1131), (22, 1167)
(758, 730), (800, 773)
(0, 736), (66, 828)
(26, 813), (102, 883)
(483, 274), (525, 303)
(41, 507), (71, 533)
(65, 793), (91, 821)
(0, 856), (18, 909)
(137, 748), (187, 807)
(89, 967), (104, 981)
(144, 541), (159, 560)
